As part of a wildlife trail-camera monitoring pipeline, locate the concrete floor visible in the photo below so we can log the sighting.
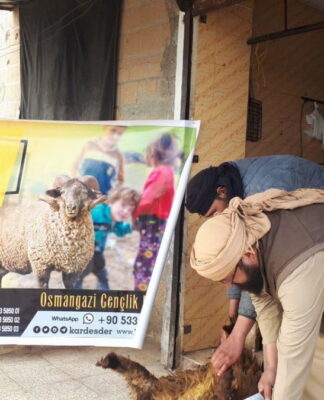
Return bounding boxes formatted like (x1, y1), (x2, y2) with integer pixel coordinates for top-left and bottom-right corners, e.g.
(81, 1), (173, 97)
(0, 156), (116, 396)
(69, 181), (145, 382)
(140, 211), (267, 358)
(0, 339), (262, 399)
(0, 327), (264, 400)
(0, 338), (173, 400)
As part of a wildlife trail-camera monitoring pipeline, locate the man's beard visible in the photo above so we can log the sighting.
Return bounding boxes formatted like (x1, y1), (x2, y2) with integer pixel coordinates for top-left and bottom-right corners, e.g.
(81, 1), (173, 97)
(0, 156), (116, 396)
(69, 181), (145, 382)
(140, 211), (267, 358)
(235, 261), (264, 295)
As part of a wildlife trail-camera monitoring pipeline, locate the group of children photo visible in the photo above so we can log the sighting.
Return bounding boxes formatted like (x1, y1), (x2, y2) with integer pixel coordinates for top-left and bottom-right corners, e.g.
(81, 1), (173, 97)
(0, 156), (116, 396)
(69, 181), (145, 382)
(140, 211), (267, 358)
(72, 125), (183, 292)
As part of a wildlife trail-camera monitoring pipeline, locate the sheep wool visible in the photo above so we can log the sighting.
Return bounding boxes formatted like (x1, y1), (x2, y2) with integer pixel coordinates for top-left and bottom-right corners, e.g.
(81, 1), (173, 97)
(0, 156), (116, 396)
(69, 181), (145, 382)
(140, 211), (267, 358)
(96, 348), (261, 400)
(0, 202), (94, 288)
(0, 177), (104, 289)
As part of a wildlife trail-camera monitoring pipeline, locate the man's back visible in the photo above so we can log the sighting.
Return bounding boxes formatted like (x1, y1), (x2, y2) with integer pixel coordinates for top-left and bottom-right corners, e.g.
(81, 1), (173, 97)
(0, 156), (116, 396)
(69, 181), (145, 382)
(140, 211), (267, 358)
(234, 155), (324, 196)
(261, 203), (324, 296)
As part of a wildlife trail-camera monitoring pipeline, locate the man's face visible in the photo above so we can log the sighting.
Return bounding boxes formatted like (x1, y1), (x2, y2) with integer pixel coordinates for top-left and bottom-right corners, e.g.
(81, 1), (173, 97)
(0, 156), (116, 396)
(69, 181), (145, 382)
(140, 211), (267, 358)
(234, 256), (263, 295)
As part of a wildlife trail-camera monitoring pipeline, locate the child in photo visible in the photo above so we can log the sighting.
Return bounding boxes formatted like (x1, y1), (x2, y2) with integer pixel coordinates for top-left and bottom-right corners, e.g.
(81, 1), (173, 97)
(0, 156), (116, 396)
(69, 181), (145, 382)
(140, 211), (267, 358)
(72, 125), (126, 194)
(133, 133), (182, 291)
(75, 185), (140, 290)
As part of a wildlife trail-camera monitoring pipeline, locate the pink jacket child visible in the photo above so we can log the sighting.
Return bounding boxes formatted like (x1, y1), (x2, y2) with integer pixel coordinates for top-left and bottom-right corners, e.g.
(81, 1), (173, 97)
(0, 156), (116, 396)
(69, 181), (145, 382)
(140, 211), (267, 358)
(133, 134), (181, 291)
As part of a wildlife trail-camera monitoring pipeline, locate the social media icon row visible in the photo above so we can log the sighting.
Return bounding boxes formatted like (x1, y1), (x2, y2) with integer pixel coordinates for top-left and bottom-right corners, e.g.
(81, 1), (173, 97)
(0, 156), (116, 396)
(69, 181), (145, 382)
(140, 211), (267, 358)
(33, 326), (68, 334)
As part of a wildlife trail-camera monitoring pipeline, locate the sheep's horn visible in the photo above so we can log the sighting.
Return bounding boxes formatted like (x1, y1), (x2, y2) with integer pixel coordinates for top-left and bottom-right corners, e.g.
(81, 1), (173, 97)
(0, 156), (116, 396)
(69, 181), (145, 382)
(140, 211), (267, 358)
(39, 195), (59, 210)
(52, 175), (70, 188)
(78, 175), (100, 192)
(88, 195), (107, 211)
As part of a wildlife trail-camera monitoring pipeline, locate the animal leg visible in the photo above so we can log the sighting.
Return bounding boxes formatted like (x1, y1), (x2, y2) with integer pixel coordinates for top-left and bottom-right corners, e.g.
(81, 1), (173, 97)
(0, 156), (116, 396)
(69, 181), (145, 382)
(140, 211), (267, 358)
(35, 268), (52, 289)
(62, 272), (80, 289)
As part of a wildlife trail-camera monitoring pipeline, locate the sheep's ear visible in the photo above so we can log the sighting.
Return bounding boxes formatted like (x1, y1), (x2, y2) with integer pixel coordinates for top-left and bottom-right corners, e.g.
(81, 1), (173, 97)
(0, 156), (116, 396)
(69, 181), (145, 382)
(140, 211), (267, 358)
(88, 195), (107, 211)
(45, 188), (61, 198)
(88, 189), (98, 200)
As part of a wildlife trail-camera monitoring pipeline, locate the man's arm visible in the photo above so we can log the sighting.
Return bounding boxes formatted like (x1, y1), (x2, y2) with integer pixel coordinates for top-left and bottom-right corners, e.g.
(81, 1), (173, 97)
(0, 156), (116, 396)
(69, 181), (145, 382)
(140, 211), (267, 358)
(227, 285), (241, 322)
(249, 291), (282, 400)
(238, 290), (257, 320)
(212, 290), (281, 377)
(212, 315), (255, 375)
(228, 299), (240, 323)
(258, 343), (277, 400)
(250, 290), (282, 345)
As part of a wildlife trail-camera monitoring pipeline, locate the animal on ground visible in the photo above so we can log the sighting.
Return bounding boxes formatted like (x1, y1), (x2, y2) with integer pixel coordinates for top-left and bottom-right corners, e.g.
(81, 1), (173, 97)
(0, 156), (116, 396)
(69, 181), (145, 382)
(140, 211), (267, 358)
(0, 175), (106, 289)
(96, 347), (262, 400)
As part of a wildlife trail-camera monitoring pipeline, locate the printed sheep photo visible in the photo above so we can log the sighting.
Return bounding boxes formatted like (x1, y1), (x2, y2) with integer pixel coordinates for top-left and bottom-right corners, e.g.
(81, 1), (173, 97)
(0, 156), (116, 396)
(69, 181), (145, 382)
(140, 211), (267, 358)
(0, 175), (106, 289)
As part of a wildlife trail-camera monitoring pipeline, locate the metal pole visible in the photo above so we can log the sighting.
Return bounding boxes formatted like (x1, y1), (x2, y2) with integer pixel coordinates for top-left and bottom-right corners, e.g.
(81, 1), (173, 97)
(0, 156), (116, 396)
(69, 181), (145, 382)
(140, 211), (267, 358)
(247, 21), (324, 45)
(301, 96), (324, 106)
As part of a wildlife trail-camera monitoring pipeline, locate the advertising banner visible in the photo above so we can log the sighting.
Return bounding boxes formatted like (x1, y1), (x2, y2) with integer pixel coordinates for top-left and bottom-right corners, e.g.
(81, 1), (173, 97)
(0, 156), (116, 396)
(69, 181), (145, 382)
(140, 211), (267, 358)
(0, 120), (199, 348)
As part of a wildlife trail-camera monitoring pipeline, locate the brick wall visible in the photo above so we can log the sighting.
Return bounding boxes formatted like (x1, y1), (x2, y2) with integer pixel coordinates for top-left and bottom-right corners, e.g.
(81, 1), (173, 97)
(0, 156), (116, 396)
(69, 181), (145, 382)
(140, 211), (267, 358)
(0, 9), (20, 118)
(117, 0), (179, 120)
(0, 2), (179, 123)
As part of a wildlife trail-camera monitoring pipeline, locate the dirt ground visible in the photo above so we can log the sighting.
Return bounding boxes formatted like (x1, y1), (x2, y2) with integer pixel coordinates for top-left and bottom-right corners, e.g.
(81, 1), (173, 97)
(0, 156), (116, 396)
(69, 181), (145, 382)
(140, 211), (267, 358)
(2, 231), (140, 291)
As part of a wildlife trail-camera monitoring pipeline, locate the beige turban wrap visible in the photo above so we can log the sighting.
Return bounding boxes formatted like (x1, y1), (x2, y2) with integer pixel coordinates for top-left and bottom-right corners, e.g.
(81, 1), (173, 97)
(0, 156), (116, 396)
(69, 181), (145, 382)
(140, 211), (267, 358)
(190, 188), (324, 282)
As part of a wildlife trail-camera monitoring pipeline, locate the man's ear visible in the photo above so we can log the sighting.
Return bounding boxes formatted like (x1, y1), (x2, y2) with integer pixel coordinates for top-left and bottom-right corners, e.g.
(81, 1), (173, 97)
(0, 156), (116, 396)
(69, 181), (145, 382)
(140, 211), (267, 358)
(242, 248), (259, 265)
(216, 186), (228, 199)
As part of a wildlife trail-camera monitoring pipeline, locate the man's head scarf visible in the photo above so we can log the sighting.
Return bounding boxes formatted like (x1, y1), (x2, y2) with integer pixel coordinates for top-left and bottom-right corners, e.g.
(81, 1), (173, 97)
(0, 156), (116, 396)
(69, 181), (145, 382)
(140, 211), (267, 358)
(190, 188), (324, 281)
(185, 162), (244, 215)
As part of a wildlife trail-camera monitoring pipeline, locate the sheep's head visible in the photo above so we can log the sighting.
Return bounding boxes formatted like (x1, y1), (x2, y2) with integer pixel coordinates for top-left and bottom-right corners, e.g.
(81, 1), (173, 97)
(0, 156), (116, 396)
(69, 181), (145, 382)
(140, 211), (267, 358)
(41, 175), (107, 219)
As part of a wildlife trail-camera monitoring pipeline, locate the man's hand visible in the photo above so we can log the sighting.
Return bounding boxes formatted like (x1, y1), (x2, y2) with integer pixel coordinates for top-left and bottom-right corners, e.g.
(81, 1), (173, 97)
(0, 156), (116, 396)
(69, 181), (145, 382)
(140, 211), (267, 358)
(258, 367), (276, 400)
(211, 332), (245, 376)
(211, 315), (255, 376)
(258, 343), (277, 400)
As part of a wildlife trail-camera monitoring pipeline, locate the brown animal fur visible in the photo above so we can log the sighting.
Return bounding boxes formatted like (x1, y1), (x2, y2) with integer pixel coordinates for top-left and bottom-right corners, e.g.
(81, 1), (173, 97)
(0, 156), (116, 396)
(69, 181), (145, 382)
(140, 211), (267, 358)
(96, 348), (261, 400)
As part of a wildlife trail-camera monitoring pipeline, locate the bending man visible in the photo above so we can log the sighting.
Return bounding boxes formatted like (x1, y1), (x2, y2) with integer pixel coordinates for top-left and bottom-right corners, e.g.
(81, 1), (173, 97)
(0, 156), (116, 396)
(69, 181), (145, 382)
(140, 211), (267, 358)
(190, 188), (324, 400)
(186, 155), (324, 367)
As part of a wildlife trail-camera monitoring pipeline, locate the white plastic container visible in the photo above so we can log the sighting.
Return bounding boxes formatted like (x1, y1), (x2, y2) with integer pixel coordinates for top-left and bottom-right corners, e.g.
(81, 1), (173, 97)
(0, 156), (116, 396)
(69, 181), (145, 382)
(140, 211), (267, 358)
(244, 394), (265, 400)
